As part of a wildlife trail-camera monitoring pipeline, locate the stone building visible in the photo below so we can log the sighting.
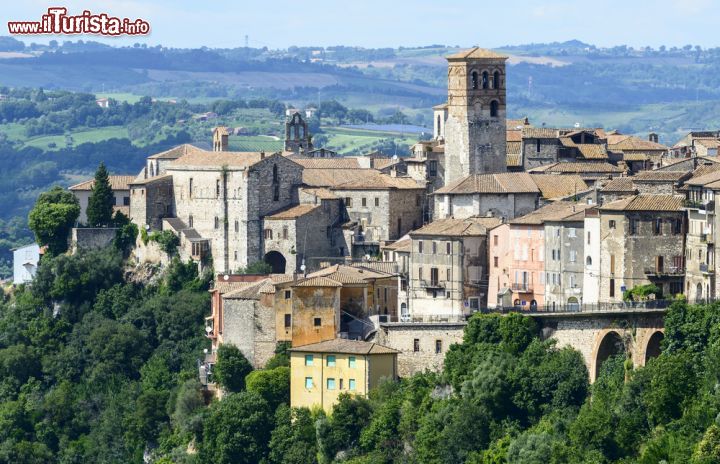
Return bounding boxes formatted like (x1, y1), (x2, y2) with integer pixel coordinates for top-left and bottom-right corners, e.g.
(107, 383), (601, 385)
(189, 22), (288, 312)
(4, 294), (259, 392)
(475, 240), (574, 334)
(598, 177), (637, 204)
(528, 162), (624, 186)
(606, 132), (668, 172)
(670, 131), (720, 159)
(380, 238), (411, 320)
(277, 276), (342, 347)
(443, 47), (508, 184)
(543, 205), (592, 310)
(632, 170), (690, 195)
(69, 175), (135, 224)
(682, 170), (720, 302)
(582, 208), (602, 304)
(285, 111), (313, 154)
(598, 195), (685, 303)
(408, 216), (501, 317)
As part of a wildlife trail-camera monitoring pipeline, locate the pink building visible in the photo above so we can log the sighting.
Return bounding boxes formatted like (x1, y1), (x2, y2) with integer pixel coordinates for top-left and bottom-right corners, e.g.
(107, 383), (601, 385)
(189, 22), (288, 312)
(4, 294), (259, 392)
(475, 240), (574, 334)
(488, 202), (581, 309)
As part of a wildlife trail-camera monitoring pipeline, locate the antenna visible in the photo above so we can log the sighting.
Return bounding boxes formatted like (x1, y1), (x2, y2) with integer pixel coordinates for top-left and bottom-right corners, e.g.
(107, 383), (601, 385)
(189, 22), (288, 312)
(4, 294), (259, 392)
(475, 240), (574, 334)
(244, 35), (249, 48)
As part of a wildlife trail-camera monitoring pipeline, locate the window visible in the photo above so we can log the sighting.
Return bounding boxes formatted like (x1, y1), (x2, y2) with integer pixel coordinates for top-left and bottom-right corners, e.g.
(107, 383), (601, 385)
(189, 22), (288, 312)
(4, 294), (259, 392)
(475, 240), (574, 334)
(482, 71), (489, 89)
(569, 250), (577, 262)
(284, 290), (291, 300)
(189, 178), (193, 198)
(123, 196), (130, 206)
(326, 355), (336, 367)
(609, 220), (616, 229)
(349, 356), (356, 368)
(362, 197), (367, 207)
(305, 377), (313, 389)
(216, 179), (221, 198)
(305, 355), (313, 366)
(536, 139), (541, 154)
(430, 267), (439, 285)
(264, 229), (273, 239)
(609, 279), (615, 298)
(654, 218), (662, 235)
(435, 340), (442, 354)
(446, 268), (451, 280)
(374, 197), (380, 207)
(235, 220), (239, 232)
(349, 379), (356, 391)
(673, 219), (682, 234)
(610, 254), (615, 274)
(446, 242), (451, 254)
(418, 266), (423, 280)
(273, 164), (279, 182)
(490, 100), (499, 118)
(471, 71), (479, 89)
(314, 317), (321, 327)
(493, 235), (498, 246)
(494, 256), (499, 267)
(568, 227), (576, 238)
(428, 160), (438, 176)
(418, 241), (423, 253)
(413, 339), (420, 352)
(656, 256), (664, 273)
(188, 215), (193, 228)
(273, 184), (280, 201)
(630, 219), (638, 235)
(282, 226), (288, 239)
(214, 217), (220, 229)
(493, 70), (500, 89)
(432, 241), (437, 254)
(587, 231), (591, 245)
(345, 197), (353, 208)
(586, 256), (592, 266)
(284, 314), (291, 328)
(416, 194), (422, 206)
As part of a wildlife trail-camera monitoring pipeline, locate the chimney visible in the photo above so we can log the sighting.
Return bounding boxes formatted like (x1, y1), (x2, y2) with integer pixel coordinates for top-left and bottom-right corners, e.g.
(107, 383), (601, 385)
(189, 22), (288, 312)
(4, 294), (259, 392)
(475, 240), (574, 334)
(260, 150), (266, 160)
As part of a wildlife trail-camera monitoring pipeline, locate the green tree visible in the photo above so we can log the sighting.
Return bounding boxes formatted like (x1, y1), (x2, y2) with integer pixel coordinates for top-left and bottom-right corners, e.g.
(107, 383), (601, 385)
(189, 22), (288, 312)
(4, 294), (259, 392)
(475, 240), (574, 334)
(28, 186), (80, 255)
(245, 366), (290, 411)
(199, 391), (273, 464)
(86, 162), (114, 227)
(269, 405), (318, 464)
(214, 344), (253, 392)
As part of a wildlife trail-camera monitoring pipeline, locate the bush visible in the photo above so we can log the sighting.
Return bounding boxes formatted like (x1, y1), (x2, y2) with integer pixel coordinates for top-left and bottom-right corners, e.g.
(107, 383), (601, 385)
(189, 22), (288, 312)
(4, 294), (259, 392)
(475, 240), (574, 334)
(214, 344), (253, 392)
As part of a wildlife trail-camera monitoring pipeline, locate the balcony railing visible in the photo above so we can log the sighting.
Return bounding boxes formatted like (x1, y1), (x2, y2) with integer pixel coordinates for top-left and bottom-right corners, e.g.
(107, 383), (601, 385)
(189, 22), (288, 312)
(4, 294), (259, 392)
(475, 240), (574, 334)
(644, 266), (685, 277)
(700, 263), (714, 274)
(511, 283), (533, 292)
(421, 279), (445, 289)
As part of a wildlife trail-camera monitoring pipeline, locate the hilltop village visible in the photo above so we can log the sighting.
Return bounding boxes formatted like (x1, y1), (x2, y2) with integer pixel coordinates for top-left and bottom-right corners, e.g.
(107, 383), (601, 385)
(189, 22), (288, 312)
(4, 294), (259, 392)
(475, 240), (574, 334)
(33, 47), (720, 411)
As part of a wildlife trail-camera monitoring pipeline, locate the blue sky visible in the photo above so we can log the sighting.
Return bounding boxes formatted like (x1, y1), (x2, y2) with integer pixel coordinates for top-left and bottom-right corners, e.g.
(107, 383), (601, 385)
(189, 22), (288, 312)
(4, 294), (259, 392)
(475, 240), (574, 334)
(2, 0), (718, 49)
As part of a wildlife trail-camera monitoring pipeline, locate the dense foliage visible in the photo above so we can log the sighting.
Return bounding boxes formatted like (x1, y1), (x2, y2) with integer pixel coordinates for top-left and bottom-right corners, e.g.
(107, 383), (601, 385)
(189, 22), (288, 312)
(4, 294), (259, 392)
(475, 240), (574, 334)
(85, 162), (114, 227)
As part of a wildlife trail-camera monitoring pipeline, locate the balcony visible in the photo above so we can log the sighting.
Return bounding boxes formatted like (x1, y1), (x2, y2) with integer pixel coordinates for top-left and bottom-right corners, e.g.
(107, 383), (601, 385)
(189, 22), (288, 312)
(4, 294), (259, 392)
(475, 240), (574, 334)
(511, 282), (533, 292)
(683, 199), (715, 212)
(644, 266), (685, 277)
(700, 263), (714, 274)
(421, 279), (445, 289)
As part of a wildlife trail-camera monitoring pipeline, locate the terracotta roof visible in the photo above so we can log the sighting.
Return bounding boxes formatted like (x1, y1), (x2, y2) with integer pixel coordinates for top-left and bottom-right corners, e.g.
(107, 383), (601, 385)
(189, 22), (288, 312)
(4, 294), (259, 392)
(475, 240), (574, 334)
(69, 175), (135, 191)
(685, 169), (720, 187)
(600, 177), (636, 193)
(214, 280), (257, 295)
(690, 163), (720, 179)
(576, 144), (608, 160)
(382, 238), (411, 252)
(289, 339), (398, 355)
(147, 144), (204, 160)
(306, 264), (392, 284)
(633, 170), (690, 182)
(292, 276), (342, 287)
(129, 174), (173, 186)
(506, 141), (521, 154)
(529, 162), (624, 174)
(265, 204), (319, 220)
(224, 279), (273, 300)
(622, 153), (650, 161)
(507, 153), (522, 167)
(507, 130), (523, 142)
(510, 201), (593, 225)
(410, 217), (502, 237)
(507, 118), (530, 129)
(446, 47), (508, 60)
(600, 194), (683, 212)
(432, 102), (448, 110)
(303, 169), (423, 190)
(300, 187), (338, 200)
(607, 135), (668, 151)
(695, 139), (720, 149)
(290, 157), (362, 169)
(434, 172), (540, 195)
(530, 174), (588, 199)
(169, 150), (282, 168)
(348, 262), (400, 274)
(522, 127), (559, 139)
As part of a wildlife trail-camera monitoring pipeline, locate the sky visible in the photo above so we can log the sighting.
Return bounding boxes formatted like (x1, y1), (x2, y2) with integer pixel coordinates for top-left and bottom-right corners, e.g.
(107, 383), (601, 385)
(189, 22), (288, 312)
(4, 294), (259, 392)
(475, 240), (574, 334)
(2, 0), (719, 50)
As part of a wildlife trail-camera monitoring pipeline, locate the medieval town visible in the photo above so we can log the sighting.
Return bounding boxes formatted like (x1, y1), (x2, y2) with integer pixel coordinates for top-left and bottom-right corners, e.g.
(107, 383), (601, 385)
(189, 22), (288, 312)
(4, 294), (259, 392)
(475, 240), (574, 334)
(12, 46), (720, 416)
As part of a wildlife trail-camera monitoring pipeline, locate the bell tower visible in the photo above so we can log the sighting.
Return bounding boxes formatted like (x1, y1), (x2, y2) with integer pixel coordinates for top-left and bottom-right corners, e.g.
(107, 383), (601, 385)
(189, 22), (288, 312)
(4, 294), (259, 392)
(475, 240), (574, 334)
(443, 47), (508, 185)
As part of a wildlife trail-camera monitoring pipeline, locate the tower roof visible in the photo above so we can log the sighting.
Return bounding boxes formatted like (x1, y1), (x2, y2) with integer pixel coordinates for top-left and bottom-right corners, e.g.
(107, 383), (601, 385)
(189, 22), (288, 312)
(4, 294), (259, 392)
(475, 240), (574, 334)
(446, 47), (508, 61)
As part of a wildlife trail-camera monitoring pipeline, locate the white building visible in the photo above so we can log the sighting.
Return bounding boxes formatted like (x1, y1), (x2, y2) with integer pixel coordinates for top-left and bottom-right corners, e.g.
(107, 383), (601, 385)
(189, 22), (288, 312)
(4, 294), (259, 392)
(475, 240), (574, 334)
(13, 243), (40, 285)
(582, 208), (601, 304)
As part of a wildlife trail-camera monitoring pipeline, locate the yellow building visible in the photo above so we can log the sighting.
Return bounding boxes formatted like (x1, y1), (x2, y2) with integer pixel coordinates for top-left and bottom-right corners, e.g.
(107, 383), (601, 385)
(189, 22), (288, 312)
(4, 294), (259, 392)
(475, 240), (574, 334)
(289, 339), (398, 412)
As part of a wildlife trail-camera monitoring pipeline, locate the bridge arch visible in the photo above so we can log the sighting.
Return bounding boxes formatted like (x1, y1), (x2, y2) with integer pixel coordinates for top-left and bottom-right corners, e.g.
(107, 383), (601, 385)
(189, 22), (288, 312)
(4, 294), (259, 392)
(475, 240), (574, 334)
(592, 330), (626, 382)
(644, 331), (664, 364)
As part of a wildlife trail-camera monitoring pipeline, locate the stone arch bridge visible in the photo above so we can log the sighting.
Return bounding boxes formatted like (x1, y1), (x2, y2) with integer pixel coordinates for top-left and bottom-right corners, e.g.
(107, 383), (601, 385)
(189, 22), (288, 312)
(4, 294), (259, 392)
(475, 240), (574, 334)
(531, 308), (665, 383)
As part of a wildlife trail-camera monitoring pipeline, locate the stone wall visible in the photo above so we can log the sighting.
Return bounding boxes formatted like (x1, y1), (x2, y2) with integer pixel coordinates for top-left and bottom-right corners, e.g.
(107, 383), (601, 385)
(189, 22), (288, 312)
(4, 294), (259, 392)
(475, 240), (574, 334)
(376, 322), (466, 377)
(522, 138), (560, 170)
(221, 294), (276, 368)
(434, 192), (537, 221)
(70, 227), (118, 253)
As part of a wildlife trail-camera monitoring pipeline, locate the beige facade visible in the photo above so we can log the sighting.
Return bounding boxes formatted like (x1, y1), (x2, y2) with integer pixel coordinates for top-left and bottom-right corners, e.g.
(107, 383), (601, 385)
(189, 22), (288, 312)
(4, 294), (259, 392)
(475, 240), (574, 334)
(289, 339), (397, 413)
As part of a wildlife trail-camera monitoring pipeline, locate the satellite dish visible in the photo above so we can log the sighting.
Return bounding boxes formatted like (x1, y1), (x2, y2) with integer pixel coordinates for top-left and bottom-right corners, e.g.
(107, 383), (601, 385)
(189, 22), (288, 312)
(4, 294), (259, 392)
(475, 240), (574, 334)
(300, 264), (306, 272)
(205, 326), (212, 334)
(574, 122), (581, 128)
(203, 348), (208, 354)
(223, 274), (229, 281)
(364, 254), (370, 261)
(392, 154), (398, 160)
(145, 224), (150, 231)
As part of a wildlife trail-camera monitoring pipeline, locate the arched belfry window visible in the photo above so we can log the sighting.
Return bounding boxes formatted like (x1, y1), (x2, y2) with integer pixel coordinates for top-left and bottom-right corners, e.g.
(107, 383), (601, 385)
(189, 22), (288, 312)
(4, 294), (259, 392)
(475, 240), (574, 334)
(482, 71), (489, 89)
(436, 115), (441, 135)
(493, 71), (500, 89)
(471, 71), (478, 89)
(490, 100), (499, 118)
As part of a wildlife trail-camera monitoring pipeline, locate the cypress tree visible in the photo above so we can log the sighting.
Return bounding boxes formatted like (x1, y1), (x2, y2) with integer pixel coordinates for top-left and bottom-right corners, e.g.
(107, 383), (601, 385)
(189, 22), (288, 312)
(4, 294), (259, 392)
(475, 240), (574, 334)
(86, 162), (114, 227)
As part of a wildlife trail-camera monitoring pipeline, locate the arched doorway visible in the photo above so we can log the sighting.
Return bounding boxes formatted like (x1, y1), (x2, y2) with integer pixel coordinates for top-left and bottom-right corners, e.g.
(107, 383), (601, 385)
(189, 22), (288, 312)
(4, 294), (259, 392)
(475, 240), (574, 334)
(595, 331), (626, 380)
(263, 251), (286, 274)
(567, 296), (579, 312)
(645, 331), (664, 364)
